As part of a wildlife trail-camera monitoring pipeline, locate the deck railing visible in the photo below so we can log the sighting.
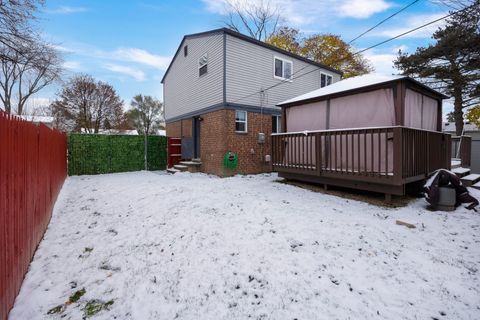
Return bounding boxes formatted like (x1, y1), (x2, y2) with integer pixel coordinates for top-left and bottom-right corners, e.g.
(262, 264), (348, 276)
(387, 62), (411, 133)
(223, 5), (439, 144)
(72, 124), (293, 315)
(272, 126), (451, 186)
(451, 135), (471, 167)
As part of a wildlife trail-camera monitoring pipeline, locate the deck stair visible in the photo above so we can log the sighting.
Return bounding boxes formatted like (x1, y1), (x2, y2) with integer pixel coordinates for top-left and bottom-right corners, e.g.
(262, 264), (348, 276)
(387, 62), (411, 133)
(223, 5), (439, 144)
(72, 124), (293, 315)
(451, 158), (462, 169)
(179, 160), (202, 173)
(172, 164), (188, 172)
(167, 167), (181, 174)
(472, 182), (480, 191)
(452, 167), (471, 178)
(168, 159), (202, 174)
(461, 174), (480, 187)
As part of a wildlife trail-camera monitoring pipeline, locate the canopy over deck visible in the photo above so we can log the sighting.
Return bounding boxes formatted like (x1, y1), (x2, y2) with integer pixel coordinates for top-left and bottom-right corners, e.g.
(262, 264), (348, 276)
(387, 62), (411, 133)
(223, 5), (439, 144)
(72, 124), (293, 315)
(278, 74), (448, 107)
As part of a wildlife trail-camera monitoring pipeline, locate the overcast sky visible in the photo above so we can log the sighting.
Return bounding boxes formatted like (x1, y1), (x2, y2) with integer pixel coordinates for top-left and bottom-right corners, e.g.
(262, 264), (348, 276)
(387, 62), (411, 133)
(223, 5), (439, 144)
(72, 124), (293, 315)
(31, 0), (453, 113)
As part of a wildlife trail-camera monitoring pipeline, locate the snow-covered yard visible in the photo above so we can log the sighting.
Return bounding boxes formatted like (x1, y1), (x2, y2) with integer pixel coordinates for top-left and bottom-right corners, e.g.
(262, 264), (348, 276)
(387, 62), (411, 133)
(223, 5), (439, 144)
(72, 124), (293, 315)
(9, 171), (480, 319)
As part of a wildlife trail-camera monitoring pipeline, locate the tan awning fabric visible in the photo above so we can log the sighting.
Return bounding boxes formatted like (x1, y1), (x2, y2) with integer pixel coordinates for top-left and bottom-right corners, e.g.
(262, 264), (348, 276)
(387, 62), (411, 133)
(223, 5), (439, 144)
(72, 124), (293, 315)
(329, 88), (395, 129)
(286, 100), (328, 132)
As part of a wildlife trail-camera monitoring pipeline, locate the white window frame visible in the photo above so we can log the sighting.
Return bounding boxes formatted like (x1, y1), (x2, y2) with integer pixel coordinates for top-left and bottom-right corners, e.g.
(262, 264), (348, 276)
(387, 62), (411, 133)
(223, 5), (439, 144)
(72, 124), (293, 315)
(199, 53), (208, 77)
(320, 73), (333, 88)
(235, 110), (248, 133)
(272, 115), (281, 133)
(273, 56), (293, 81)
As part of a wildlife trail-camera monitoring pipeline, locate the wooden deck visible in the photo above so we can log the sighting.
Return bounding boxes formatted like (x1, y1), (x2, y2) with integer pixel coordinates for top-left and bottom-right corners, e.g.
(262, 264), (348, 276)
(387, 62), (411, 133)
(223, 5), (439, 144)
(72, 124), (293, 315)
(272, 126), (451, 196)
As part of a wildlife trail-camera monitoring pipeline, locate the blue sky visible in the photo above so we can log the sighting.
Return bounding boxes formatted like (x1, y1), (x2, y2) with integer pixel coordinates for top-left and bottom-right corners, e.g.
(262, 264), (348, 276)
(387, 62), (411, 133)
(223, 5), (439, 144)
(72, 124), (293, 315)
(32, 0), (452, 111)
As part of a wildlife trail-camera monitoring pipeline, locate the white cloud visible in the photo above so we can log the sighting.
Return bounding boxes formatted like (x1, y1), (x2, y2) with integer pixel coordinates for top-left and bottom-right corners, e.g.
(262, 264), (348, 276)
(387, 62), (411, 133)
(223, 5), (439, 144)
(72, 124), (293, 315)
(337, 0), (391, 19)
(104, 64), (146, 81)
(201, 0), (392, 26)
(113, 48), (170, 70)
(63, 61), (81, 70)
(363, 50), (398, 75)
(46, 6), (88, 15)
(375, 13), (446, 38)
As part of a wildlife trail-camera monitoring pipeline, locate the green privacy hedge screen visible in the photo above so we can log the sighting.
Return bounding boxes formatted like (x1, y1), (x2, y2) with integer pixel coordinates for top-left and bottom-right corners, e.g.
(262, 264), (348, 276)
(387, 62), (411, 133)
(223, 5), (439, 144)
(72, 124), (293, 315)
(68, 134), (167, 175)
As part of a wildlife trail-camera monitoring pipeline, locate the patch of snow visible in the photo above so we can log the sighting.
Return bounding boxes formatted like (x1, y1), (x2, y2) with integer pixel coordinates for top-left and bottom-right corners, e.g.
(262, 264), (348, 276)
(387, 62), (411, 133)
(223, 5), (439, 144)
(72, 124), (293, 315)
(278, 74), (407, 105)
(9, 171), (480, 319)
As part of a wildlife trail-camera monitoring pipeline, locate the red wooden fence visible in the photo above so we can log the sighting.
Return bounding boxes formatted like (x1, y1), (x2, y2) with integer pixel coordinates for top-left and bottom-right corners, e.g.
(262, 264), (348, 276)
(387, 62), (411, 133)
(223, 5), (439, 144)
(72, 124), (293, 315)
(0, 112), (67, 320)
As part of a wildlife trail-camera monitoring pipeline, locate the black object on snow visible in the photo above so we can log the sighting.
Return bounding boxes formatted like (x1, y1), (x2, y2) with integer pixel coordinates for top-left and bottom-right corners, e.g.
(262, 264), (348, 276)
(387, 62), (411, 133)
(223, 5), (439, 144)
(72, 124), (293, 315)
(424, 169), (478, 211)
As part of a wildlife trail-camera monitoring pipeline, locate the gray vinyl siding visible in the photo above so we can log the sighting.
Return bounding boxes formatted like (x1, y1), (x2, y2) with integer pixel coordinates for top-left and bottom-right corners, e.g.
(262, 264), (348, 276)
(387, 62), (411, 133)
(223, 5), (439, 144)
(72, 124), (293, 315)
(225, 34), (340, 109)
(163, 32), (224, 120)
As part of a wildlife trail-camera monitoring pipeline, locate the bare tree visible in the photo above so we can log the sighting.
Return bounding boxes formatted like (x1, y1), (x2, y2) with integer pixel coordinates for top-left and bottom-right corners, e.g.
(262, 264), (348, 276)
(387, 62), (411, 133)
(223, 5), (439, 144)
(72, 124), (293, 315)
(224, 0), (282, 41)
(0, 41), (62, 114)
(127, 94), (164, 169)
(51, 74), (125, 133)
(429, 0), (475, 10)
(127, 95), (164, 135)
(0, 0), (43, 61)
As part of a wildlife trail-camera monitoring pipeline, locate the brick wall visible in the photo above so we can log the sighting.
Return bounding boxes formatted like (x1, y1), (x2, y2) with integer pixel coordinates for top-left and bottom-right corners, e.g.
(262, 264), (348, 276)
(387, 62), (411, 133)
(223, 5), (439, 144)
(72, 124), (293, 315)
(167, 108), (277, 176)
(166, 118), (193, 138)
(199, 110), (228, 175)
(166, 120), (181, 137)
(198, 109), (274, 176)
(224, 110), (272, 175)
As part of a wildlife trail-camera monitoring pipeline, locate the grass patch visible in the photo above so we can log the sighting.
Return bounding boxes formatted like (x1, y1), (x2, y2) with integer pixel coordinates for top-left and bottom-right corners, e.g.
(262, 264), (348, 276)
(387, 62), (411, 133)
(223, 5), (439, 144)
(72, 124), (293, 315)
(47, 304), (65, 315)
(83, 299), (114, 318)
(69, 288), (86, 303)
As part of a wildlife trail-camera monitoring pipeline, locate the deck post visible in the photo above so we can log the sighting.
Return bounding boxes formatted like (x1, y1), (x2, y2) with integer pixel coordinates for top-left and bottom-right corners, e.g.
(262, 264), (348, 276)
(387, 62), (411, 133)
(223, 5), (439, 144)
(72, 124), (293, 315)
(316, 132), (322, 176)
(385, 193), (392, 203)
(394, 82), (406, 126)
(392, 127), (403, 186)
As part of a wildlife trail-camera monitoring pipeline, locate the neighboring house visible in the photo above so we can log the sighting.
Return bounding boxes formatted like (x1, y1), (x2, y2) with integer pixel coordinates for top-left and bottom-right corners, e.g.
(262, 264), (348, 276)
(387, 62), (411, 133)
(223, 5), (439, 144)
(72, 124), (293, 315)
(443, 122), (480, 173)
(20, 115), (54, 128)
(272, 74), (451, 200)
(162, 28), (342, 175)
(79, 128), (167, 136)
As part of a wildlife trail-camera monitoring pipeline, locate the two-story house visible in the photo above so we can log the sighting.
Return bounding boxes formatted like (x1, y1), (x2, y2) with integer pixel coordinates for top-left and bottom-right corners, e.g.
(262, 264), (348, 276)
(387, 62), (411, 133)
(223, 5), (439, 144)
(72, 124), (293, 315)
(162, 28), (342, 175)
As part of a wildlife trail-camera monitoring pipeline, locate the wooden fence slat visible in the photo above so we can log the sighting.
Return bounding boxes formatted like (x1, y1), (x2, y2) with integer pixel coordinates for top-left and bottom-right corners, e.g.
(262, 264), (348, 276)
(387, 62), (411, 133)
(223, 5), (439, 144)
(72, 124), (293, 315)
(0, 112), (67, 320)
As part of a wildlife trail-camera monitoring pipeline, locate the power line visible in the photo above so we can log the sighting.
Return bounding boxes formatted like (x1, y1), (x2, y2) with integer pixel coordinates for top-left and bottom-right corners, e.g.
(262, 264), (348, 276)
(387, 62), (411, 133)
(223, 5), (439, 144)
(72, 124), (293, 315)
(354, 8), (464, 55)
(234, 0), (421, 104)
(230, 4), (472, 104)
(348, 0), (421, 44)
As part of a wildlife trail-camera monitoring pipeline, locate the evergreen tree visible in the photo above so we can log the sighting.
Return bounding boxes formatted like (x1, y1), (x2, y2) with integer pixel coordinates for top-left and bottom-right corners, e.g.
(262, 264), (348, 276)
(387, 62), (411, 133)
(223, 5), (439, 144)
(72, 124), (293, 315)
(394, 2), (480, 135)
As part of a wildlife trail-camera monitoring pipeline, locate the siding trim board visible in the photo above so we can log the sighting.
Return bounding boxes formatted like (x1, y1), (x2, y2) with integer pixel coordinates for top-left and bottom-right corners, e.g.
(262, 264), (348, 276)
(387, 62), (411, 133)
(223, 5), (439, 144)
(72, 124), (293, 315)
(165, 103), (281, 123)
(161, 27), (342, 84)
(223, 32), (227, 104)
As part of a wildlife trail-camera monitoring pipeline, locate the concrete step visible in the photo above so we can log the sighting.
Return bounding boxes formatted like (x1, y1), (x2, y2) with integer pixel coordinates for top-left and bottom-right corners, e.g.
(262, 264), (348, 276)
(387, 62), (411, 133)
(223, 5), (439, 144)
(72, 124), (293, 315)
(179, 161), (202, 166)
(173, 164), (188, 172)
(452, 167), (470, 178)
(192, 158), (201, 163)
(461, 174), (480, 187)
(451, 158), (461, 169)
(471, 182), (480, 191)
(167, 168), (180, 174)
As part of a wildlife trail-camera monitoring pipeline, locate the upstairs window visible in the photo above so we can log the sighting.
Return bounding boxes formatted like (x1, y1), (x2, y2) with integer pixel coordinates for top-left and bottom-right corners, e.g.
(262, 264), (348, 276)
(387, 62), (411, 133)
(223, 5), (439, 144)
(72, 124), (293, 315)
(321, 73), (333, 88)
(184, 45), (188, 57)
(274, 57), (293, 81)
(272, 115), (281, 133)
(235, 110), (247, 133)
(199, 53), (208, 77)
